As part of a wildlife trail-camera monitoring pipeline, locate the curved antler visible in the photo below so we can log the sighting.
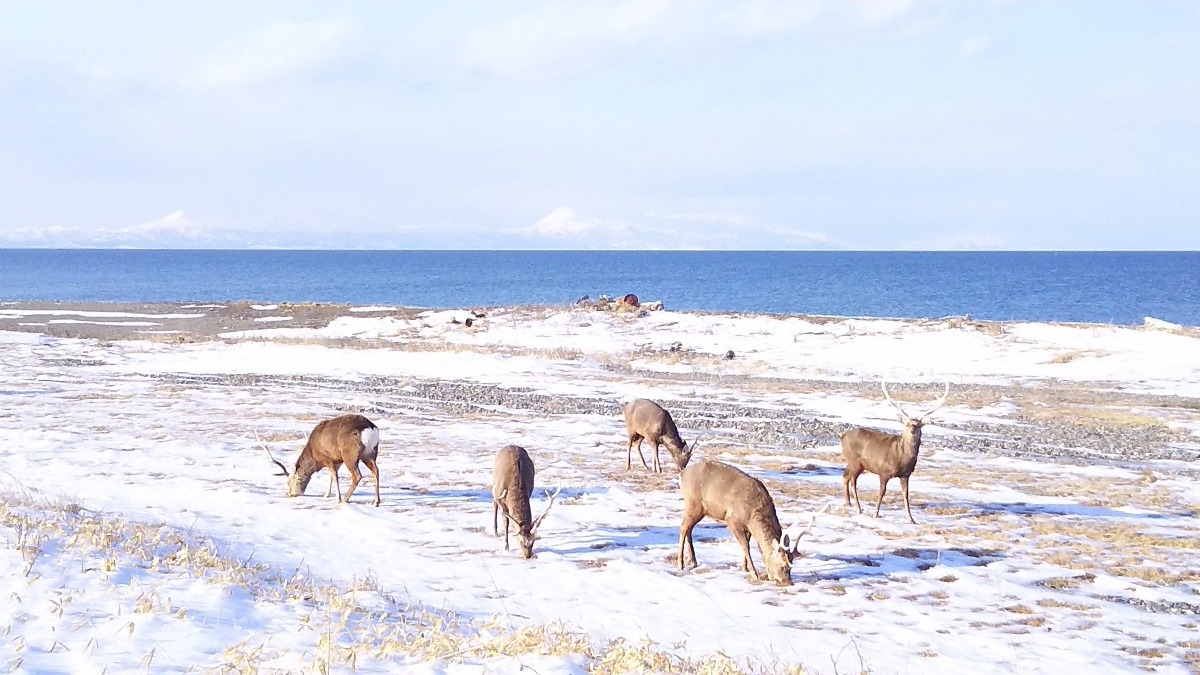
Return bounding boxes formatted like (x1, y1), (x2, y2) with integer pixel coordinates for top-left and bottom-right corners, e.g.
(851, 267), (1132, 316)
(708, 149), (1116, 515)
(256, 429), (290, 477)
(880, 381), (911, 420)
(781, 500), (834, 553)
(531, 486), (562, 532)
(920, 381), (951, 421)
(882, 381), (951, 422)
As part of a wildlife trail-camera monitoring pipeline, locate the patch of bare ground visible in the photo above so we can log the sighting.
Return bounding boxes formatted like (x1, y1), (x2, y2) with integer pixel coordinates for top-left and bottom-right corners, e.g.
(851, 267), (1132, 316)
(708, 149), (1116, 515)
(769, 479), (842, 504)
(1020, 403), (1170, 430)
(919, 465), (1185, 512)
(596, 466), (680, 493)
(994, 383), (1200, 433)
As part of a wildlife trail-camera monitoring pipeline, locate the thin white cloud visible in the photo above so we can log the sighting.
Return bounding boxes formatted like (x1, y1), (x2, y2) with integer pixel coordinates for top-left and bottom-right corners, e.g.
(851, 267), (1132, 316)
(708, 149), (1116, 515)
(462, 3), (671, 78)
(904, 233), (1004, 250)
(183, 19), (357, 89)
(730, 1), (824, 38)
(659, 212), (755, 227)
(0, 213), (432, 249)
(461, 1), (830, 79)
(854, 0), (920, 25)
(505, 209), (843, 249)
(960, 34), (991, 58)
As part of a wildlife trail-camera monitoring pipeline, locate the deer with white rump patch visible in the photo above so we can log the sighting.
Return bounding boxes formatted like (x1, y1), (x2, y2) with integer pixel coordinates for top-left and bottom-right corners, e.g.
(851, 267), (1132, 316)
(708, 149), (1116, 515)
(840, 381), (950, 524)
(622, 398), (694, 473)
(264, 413), (382, 506)
(492, 445), (561, 559)
(678, 459), (818, 586)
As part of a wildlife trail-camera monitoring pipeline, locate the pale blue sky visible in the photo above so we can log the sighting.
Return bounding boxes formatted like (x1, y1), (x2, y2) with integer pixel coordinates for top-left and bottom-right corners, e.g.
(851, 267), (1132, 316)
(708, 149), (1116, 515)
(1, 1), (1197, 250)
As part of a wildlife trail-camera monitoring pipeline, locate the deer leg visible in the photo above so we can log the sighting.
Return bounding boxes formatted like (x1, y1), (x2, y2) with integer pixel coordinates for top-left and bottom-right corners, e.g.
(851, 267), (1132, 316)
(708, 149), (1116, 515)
(634, 438), (650, 470)
(501, 505), (511, 550)
(324, 464), (342, 500)
(364, 457), (381, 507)
(342, 460), (363, 504)
(900, 475), (916, 524)
(874, 477), (890, 518)
(847, 469), (863, 514)
(731, 527), (761, 581)
(493, 499), (500, 536)
(842, 468), (853, 507)
(678, 510), (704, 569)
(652, 441), (662, 473)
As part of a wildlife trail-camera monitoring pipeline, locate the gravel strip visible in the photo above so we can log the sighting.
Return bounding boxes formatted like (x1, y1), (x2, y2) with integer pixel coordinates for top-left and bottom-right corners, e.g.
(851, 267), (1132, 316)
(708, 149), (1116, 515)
(149, 373), (1200, 467)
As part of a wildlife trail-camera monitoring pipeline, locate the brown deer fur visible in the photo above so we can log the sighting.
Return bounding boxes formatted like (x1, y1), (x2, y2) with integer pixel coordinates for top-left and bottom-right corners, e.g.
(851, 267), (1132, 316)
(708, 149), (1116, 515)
(285, 414), (381, 506)
(678, 459), (813, 586)
(622, 398), (693, 473)
(491, 445), (559, 559)
(840, 382), (949, 524)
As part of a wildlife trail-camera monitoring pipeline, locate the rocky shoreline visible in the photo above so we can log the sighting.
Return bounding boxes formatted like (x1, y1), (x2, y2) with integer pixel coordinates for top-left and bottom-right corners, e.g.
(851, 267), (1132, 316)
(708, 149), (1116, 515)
(6, 300), (1198, 468)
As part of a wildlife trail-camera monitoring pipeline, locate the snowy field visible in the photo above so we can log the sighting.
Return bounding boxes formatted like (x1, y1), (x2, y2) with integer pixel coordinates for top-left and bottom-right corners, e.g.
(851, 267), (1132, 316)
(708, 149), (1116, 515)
(2, 302), (1199, 673)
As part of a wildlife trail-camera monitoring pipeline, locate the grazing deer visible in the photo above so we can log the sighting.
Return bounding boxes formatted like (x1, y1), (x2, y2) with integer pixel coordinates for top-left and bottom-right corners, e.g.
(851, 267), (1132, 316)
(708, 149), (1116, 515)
(622, 398), (694, 473)
(840, 381), (950, 524)
(492, 445), (561, 559)
(678, 459), (817, 586)
(264, 414), (382, 507)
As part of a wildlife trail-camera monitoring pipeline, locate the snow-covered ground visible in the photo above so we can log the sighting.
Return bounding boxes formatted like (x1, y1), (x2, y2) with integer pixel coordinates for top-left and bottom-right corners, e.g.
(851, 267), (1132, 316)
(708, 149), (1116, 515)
(2, 303), (1198, 673)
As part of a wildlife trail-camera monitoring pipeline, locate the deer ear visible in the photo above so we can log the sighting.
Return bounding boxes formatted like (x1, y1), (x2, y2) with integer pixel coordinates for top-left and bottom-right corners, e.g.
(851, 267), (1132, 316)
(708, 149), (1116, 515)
(781, 522), (810, 552)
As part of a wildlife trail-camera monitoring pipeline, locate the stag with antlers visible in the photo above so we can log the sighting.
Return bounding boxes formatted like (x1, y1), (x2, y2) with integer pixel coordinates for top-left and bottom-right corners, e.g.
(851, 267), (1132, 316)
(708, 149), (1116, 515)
(492, 445), (561, 559)
(839, 381), (949, 524)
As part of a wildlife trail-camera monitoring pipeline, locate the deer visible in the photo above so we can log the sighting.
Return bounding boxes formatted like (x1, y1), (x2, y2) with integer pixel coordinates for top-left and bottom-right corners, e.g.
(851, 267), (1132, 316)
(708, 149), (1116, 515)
(263, 413), (382, 507)
(677, 459), (819, 586)
(492, 445), (561, 559)
(840, 381), (950, 524)
(622, 398), (694, 473)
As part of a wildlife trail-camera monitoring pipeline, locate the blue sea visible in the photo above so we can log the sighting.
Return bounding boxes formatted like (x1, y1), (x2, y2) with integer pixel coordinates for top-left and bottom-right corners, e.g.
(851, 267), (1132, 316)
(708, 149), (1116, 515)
(1, 250), (1197, 326)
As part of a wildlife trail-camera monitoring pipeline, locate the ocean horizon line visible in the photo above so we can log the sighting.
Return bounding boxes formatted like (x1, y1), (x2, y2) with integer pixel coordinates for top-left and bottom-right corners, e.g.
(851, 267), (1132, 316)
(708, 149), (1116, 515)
(1, 246), (1198, 253)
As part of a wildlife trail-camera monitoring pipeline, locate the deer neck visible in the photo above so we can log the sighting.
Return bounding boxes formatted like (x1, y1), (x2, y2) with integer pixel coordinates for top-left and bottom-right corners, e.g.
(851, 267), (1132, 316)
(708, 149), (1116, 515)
(291, 448), (322, 491)
(898, 425), (922, 459)
(508, 496), (533, 531)
(747, 506), (784, 556)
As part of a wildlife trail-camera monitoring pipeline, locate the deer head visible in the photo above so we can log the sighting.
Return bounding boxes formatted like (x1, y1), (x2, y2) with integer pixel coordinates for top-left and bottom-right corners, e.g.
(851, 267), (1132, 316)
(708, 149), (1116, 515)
(505, 486), (562, 559)
(676, 438), (698, 471)
(259, 430), (312, 497)
(881, 381), (950, 436)
(766, 507), (824, 585)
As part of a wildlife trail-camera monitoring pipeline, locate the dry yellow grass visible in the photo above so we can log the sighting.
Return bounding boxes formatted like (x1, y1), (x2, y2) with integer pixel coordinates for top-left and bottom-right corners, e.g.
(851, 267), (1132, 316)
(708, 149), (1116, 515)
(1036, 598), (1099, 611)
(1, 491), (811, 674)
(920, 464), (1184, 512)
(1020, 403), (1166, 429)
(1026, 517), (1200, 551)
(1105, 566), (1200, 585)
